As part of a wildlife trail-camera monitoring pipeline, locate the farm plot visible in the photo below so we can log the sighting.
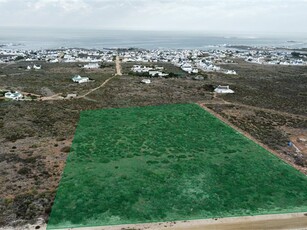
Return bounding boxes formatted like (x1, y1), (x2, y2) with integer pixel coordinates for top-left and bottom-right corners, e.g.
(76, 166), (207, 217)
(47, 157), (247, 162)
(47, 103), (307, 229)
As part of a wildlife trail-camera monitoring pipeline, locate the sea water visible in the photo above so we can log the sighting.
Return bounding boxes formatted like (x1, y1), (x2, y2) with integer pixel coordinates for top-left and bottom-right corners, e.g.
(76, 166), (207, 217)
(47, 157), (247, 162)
(0, 27), (306, 50)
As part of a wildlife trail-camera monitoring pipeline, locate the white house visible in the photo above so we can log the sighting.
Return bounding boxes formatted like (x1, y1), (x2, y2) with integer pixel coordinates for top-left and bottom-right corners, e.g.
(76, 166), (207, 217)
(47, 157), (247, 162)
(214, 85), (234, 94)
(33, 64), (41, 70)
(181, 63), (193, 73)
(193, 75), (205, 80)
(83, 63), (99, 69)
(122, 58), (136, 62)
(5, 91), (23, 100)
(72, 75), (90, 84)
(141, 79), (151, 84)
(224, 70), (237, 75)
(192, 68), (199, 74)
(154, 66), (164, 70)
(148, 70), (169, 77)
(49, 59), (59, 63)
(131, 65), (152, 73)
(66, 93), (78, 99)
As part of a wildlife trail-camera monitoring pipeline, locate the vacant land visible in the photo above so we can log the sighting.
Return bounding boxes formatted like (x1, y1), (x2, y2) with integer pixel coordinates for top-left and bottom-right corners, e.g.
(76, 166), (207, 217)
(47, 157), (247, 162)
(0, 60), (307, 229)
(0, 62), (114, 96)
(0, 62), (214, 228)
(203, 59), (307, 171)
(218, 59), (307, 116)
(47, 104), (307, 229)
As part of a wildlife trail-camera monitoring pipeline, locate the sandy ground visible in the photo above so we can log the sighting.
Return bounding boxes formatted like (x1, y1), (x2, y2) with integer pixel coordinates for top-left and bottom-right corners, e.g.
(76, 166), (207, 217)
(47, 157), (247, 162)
(7, 212), (306, 230)
(291, 134), (307, 155)
(79, 75), (116, 98)
(115, 56), (122, 76)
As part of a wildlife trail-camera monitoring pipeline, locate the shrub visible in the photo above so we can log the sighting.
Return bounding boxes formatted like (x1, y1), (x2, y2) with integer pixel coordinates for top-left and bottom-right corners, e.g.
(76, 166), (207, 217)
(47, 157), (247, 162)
(56, 137), (66, 142)
(15, 56), (24, 61)
(18, 167), (31, 175)
(60, 146), (71, 153)
(5, 133), (26, 142)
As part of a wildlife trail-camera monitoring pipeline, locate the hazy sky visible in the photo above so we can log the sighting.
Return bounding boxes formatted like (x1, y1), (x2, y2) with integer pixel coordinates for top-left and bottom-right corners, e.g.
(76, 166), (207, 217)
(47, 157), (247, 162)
(0, 0), (306, 35)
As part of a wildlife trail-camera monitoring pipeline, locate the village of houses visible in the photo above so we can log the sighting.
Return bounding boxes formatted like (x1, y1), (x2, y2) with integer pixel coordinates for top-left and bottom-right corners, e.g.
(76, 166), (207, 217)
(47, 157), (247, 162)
(1, 46), (306, 101)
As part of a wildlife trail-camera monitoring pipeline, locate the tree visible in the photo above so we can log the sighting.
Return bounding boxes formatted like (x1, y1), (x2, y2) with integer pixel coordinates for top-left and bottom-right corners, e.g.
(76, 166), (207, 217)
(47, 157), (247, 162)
(15, 56), (24, 61)
(291, 52), (300, 58)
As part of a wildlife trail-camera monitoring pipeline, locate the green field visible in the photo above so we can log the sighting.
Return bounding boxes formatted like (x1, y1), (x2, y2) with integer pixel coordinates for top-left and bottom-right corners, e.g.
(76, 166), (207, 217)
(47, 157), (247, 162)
(47, 104), (307, 229)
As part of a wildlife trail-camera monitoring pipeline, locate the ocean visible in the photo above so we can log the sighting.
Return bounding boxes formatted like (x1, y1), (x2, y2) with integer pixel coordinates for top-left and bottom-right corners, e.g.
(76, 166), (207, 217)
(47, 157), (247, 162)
(0, 27), (307, 50)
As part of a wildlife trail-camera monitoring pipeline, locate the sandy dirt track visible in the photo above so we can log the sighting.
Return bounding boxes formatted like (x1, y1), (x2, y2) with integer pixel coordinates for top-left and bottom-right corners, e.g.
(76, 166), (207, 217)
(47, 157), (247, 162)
(115, 56), (122, 76)
(13, 212), (307, 230)
(39, 56), (121, 100)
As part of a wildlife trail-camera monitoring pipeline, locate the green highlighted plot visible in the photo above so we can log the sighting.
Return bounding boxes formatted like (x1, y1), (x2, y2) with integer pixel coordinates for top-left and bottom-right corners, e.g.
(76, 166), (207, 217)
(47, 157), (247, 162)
(48, 104), (307, 229)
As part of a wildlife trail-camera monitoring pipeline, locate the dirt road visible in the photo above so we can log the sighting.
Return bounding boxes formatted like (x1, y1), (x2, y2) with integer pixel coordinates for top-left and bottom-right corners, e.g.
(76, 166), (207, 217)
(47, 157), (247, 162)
(1, 62), (15, 69)
(170, 213), (307, 230)
(1, 60), (23, 69)
(78, 56), (121, 98)
(38, 75), (117, 101)
(21, 212), (307, 230)
(35, 56), (122, 100)
(115, 55), (122, 76)
(79, 75), (116, 98)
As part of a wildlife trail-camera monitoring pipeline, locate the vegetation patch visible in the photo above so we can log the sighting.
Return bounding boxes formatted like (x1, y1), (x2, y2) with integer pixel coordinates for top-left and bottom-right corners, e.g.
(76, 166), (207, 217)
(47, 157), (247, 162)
(47, 104), (307, 229)
(60, 146), (70, 153)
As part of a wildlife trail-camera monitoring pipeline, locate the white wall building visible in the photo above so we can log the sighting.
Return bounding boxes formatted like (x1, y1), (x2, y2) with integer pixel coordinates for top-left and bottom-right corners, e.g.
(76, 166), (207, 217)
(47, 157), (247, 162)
(72, 75), (90, 84)
(5, 91), (23, 100)
(224, 70), (237, 75)
(141, 79), (151, 84)
(214, 85), (234, 94)
(83, 63), (99, 69)
(181, 63), (193, 73)
(33, 64), (41, 70)
(131, 65), (153, 73)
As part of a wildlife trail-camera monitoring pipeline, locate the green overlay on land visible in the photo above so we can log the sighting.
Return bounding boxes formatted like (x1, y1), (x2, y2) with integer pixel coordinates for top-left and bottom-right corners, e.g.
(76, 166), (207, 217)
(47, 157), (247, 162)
(47, 104), (307, 229)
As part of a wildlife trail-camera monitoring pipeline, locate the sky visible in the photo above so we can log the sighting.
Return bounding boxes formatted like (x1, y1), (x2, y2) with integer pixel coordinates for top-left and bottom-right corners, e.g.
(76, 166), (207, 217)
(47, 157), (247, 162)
(0, 0), (306, 36)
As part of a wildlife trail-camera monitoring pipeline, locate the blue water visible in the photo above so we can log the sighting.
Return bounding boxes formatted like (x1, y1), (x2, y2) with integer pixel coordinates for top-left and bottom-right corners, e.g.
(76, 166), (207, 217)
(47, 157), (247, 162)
(0, 27), (307, 50)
